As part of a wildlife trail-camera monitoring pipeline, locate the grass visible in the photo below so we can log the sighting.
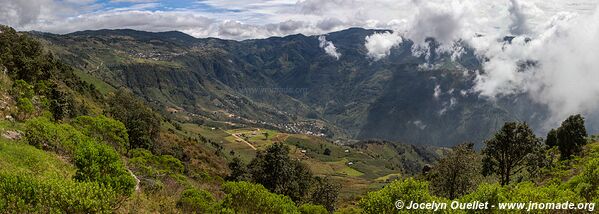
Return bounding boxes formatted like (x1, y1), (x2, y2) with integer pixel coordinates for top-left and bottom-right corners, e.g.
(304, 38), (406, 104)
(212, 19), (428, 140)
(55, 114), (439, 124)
(0, 137), (75, 179)
(73, 69), (116, 94)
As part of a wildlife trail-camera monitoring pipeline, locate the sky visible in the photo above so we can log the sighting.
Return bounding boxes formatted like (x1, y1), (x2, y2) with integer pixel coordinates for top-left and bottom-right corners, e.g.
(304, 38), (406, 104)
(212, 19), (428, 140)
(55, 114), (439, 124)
(0, 0), (596, 40)
(2, 0), (599, 127)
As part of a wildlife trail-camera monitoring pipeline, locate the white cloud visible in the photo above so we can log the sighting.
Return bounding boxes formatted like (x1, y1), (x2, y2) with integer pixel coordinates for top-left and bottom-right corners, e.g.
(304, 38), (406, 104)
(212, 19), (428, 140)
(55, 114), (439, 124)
(318, 35), (341, 60)
(474, 8), (599, 125)
(364, 31), (402, 61)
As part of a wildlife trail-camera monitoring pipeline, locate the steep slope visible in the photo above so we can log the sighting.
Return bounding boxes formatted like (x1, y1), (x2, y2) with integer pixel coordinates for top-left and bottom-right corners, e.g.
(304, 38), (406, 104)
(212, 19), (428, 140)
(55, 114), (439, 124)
(34, 28), (556, 147)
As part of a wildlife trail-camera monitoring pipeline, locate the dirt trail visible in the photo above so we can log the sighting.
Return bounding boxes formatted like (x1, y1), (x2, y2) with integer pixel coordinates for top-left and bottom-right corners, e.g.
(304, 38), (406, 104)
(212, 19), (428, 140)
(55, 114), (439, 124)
(127, 169), (140, 192)
(231, 133), (257, 150)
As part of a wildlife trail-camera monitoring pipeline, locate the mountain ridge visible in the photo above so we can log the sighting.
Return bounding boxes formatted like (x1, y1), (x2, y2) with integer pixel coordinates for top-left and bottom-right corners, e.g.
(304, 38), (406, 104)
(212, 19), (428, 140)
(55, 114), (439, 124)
(33, 27), (564, 147)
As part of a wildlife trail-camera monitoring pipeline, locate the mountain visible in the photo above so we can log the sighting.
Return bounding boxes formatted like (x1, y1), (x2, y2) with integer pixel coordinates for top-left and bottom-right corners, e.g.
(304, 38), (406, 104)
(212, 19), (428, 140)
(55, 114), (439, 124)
(33, 28), (557, 147)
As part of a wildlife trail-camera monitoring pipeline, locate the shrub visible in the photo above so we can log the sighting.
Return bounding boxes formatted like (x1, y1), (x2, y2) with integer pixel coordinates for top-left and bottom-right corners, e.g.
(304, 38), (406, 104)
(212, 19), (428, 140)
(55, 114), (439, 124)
(359, 178), (448, 214)
(298, 204), (328, 214)
(73, 140), (136, 196)
(221, 181), (300, 214)
(568, 158), (599, 201)
(23, 117), (88, 154)
(16, 97), (34, 120)
(0, 173), (117, 213)
(72, 115), (129, 153)
(176, 188), (217, 213)
(129, 148), (185, 177)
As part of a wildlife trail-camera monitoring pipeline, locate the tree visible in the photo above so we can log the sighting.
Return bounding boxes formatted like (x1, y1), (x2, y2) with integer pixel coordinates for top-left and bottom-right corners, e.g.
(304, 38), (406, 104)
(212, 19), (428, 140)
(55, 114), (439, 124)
(323, 148), (332, 156)
(263, 132), (270, 140)
(107, 89), (161, 151)
(482, 122), (542, 186)
(248, 143), (313, 203)
(545, 129), (558, 148)
(426, 143), (481, 199)
(226, 157), (249, 182)
(556, 114), (587, 159)
(310, 177), (339, 213)
(48, 87), (76, 121)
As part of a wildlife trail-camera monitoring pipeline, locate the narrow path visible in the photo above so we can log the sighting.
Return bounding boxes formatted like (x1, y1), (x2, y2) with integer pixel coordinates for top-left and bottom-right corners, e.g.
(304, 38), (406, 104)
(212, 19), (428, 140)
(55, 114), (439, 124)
(128, 169), (141, 192)
(231, 133), (257, 150)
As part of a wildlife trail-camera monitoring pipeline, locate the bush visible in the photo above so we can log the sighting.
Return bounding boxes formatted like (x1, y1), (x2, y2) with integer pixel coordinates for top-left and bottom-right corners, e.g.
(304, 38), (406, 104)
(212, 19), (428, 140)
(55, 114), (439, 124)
(221, 181), (300, 214)
(129, 148), (185, 177)
(359, 178), (448, 214)
(568, 158), (599, 201)
(298, 204), (328, 214)
(72, 115), (129, 153)
(0, 173), (117, 213)
(16, 97), (34, 120)
(73, 140), (136, 196)
(23, 117), (88, 154)
(176, 188), (217, 213)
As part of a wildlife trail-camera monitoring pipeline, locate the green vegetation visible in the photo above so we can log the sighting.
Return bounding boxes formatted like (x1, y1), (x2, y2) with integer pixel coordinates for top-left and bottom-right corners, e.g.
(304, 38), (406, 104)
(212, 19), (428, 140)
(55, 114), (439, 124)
(557, 114), (588, 159)
(3, 25), (599, 213)
(106, 90), (161, 151)
(482, 122), (543, 186)
(426, 143), (481, 199)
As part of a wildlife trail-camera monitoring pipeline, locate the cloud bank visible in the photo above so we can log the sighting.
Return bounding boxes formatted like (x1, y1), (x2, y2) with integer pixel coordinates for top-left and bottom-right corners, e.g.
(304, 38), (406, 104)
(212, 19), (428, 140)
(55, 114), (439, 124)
(360, 0), (599, 127)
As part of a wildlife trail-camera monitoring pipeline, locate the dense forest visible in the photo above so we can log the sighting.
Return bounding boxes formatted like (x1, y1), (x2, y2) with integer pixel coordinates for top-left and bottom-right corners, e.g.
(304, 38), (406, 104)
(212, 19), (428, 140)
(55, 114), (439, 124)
(1, 25), (599, 213)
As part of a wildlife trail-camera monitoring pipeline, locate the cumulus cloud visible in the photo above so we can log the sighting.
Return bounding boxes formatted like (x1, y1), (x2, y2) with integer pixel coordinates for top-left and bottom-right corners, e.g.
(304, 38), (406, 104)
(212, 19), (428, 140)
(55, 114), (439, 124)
(474, 8), (599, 125)
(364, 31), (403, 61)
(318, 35), (341, 60)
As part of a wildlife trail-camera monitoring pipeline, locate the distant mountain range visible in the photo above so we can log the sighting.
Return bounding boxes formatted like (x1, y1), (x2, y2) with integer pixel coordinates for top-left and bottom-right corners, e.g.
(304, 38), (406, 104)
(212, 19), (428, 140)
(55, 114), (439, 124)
(33, 28), (575, 147)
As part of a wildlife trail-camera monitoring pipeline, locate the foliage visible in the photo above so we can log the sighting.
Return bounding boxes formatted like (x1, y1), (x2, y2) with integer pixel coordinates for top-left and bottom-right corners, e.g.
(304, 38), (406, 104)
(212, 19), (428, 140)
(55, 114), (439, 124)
(73, 140), (136, 196)
(298, 204), (329, 214)
(176, 188), (218, 213)
(48, 86), (78, 121)
(72, 115), (129, 153)
(221, 181), (300, 214)
(568, 158), (599, 201)
(11, 79), (34, 99)
(23, 117), (88, 154)
(310, 177), (340, 213)
(0, 173), (117, 213)
(16, 97), (34, 120)
(248, 142), (314, 203)
(107, 89), (161, 151)
(557, 114), (588, 159)
(129, 148), (185, 177)
(482, 122), (543, 186)
(226, 157), (249, 181)
(358, 178), (448, 214)
(545, 129), (558, 148)
(427, 143), (481, 199)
